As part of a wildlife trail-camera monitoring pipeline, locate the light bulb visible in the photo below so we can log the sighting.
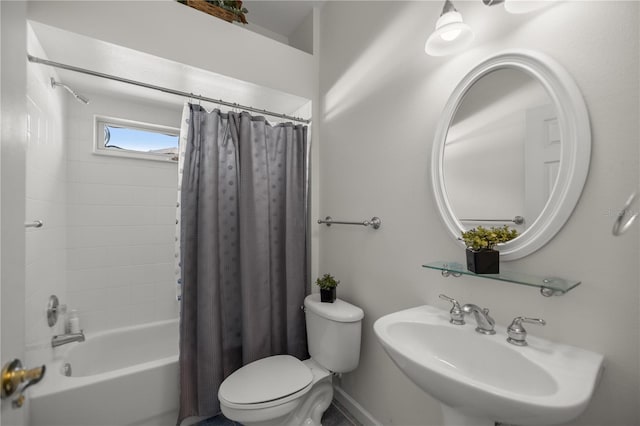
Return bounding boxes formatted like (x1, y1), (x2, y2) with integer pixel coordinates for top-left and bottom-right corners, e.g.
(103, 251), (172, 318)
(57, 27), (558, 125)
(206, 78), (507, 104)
(440, 29), (462, 41)
(425, 5), (474, 57)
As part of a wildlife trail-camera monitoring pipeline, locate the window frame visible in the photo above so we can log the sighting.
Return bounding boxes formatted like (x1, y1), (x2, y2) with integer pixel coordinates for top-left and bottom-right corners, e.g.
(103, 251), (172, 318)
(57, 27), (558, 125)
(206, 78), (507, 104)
(94, 115), (180, 163)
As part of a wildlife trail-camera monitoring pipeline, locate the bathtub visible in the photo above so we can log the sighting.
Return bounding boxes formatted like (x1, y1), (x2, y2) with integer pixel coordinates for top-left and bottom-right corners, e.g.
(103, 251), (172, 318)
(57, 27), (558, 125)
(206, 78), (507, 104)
(29, 319), (179, 426)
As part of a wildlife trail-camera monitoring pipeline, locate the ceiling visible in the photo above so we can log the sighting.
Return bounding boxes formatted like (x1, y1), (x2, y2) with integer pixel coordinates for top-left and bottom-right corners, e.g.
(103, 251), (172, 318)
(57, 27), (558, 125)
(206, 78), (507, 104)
(28, 21), (310, 118)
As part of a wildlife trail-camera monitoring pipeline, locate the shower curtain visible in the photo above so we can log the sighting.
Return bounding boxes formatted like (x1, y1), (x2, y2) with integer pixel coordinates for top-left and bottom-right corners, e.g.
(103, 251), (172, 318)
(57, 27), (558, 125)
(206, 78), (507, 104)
(177, 104), (309, 423)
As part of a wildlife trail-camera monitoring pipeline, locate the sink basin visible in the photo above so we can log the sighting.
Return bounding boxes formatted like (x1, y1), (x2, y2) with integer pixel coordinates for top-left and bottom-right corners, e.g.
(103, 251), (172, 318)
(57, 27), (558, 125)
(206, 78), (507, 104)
(373, 305), (604, 426)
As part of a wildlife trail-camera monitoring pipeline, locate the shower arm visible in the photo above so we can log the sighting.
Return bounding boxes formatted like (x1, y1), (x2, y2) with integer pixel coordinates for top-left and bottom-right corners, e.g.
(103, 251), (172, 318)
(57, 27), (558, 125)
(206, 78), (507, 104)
(50, 78), (90, 104)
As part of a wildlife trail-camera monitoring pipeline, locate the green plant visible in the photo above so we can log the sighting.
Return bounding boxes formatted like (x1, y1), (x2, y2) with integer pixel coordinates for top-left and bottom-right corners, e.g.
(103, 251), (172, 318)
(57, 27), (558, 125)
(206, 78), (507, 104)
(461, 225), (518, 251)
(213, 0), (248, 23)
(178, 0), (248, 24)
(315, 273), (340, 290)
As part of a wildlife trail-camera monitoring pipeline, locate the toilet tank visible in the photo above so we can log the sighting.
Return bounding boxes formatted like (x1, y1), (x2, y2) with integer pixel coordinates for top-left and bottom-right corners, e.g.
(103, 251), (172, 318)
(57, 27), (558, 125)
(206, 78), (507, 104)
(304, 294), (364, 373)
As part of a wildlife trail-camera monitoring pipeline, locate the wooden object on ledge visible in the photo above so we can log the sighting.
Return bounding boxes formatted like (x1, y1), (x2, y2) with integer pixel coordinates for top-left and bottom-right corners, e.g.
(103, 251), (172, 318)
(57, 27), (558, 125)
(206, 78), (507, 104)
(185, 0), (247, 24)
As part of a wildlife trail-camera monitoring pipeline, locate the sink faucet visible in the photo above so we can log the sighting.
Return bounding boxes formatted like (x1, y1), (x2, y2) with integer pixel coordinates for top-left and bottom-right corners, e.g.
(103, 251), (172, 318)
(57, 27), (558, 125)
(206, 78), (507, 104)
(461, 304), (495, 335)
(51, 331), (85, 348)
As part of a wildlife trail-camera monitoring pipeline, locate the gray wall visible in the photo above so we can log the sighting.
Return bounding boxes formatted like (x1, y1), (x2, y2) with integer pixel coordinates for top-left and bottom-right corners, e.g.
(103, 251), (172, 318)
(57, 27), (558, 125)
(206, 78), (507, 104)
(318, 1), (639, 425)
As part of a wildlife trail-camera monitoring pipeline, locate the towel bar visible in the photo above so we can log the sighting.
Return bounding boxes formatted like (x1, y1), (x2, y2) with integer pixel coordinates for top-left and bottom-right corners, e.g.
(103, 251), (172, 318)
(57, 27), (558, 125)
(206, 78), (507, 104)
(317, 216), (381, 230)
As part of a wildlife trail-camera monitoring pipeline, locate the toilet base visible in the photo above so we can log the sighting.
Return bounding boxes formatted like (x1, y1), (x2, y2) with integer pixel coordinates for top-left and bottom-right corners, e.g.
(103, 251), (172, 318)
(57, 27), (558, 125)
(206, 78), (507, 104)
(287, 376), (333, 426)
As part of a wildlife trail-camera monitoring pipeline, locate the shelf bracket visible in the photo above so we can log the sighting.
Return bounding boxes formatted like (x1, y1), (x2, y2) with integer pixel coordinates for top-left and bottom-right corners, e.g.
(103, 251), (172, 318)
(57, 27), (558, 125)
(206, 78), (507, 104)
(441, 264), (462, 278)
(540, 280), (567, 297)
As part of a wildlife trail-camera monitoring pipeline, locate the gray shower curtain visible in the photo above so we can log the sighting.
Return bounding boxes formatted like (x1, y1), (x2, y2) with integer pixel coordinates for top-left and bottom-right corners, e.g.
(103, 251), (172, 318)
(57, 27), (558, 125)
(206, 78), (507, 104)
(177, 105), (309, 423)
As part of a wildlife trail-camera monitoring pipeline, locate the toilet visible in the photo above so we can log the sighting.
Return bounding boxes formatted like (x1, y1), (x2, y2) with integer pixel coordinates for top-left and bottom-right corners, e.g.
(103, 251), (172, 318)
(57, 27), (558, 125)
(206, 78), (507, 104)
(218, 293), (364, 426)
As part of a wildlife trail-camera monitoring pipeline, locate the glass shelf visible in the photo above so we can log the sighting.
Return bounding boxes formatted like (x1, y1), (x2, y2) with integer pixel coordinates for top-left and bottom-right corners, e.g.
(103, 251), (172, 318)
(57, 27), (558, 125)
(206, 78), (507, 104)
(423, 261), (581, 296)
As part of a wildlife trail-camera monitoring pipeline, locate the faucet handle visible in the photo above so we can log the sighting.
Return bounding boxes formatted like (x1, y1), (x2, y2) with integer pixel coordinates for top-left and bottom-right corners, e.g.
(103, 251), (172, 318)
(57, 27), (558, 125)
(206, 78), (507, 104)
(438, 294), (465, 325)
(507, 317), (546, 346)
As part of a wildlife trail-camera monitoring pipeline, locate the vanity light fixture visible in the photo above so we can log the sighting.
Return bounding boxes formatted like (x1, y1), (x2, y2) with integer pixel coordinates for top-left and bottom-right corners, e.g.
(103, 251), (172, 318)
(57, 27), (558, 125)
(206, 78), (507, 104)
(425, 0), (475, 57)
(425, 0), (556, 57)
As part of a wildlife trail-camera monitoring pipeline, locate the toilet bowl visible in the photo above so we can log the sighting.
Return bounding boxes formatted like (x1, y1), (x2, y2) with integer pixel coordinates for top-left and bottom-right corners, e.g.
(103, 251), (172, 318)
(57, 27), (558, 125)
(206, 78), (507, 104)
(218, 294), (364, 426)
(219, 356), (333, 426)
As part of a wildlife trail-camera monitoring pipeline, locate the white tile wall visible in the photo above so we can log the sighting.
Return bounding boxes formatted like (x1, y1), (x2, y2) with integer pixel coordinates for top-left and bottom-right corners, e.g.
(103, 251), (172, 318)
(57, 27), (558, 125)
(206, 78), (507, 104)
(25, 30), (183, 343)
(25, 26), (68, 348)
(64, 92), (182, 333)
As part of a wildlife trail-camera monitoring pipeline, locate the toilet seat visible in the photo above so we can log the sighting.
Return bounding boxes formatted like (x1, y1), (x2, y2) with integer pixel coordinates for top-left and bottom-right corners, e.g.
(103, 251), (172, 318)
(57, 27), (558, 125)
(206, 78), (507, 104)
(218, 355), (313, 409)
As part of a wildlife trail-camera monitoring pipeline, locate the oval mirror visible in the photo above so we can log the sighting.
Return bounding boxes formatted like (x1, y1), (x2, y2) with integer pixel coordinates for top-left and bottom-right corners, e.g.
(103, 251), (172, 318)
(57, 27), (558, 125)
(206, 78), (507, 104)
(431, 50), (591, 260)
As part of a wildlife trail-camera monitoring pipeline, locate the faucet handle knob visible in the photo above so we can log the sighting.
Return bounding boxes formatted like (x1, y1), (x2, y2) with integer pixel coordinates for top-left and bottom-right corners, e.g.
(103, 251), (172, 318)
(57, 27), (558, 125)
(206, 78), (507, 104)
(438, 294), (459, 305)
(507, 317), (546, 346)
(438, 294), (465, 325)
(511, 316), (546, 328)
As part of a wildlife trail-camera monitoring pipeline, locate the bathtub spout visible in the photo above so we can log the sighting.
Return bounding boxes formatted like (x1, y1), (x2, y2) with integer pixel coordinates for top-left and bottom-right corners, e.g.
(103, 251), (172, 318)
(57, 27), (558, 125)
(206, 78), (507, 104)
(51, 331), (85, 348)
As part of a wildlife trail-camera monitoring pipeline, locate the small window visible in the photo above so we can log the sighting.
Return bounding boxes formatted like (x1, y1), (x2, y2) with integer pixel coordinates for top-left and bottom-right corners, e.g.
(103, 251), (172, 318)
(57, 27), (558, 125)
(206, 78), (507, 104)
(95, 116), (179, 162)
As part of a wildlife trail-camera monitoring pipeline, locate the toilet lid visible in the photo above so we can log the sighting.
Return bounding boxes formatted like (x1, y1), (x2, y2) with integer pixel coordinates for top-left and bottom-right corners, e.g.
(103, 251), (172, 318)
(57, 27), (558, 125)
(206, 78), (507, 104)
(218, 355), (313, 405)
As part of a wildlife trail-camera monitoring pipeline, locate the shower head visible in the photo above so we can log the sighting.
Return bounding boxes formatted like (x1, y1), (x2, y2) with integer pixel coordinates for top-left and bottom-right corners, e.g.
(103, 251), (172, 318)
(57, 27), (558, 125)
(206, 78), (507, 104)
(50, 78), (90, 104)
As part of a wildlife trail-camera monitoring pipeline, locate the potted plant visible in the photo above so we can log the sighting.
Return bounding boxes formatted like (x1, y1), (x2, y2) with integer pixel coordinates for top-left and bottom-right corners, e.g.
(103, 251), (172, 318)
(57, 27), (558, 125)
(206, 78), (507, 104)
(461, 225), (518, 274)
(179, 0), (248, 24)
(315, 273), (339, 303)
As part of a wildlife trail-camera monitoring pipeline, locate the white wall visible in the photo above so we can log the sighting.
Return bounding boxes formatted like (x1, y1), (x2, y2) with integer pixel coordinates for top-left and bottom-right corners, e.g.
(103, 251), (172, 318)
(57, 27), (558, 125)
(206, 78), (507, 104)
(25, 25), (68, 348)
(65, 92), (181, 332)
(319, 1), (638, 425)
(27, 0), (315, 100)
(289, 11), (314, 55)
(0, 1), (28, 424)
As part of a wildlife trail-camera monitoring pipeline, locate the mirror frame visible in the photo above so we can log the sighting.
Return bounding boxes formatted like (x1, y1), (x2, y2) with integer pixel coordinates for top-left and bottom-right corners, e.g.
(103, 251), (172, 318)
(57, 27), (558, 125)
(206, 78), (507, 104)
(431, 50), (591, 260)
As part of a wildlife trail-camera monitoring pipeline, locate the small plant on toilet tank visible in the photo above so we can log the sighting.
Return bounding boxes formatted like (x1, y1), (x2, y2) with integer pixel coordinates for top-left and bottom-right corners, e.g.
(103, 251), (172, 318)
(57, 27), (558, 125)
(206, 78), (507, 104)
(315, 273), (339, 303)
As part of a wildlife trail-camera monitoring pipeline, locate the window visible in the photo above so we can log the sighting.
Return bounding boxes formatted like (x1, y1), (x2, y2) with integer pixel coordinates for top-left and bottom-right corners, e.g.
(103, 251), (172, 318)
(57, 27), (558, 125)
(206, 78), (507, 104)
(94, 116), (180, 162)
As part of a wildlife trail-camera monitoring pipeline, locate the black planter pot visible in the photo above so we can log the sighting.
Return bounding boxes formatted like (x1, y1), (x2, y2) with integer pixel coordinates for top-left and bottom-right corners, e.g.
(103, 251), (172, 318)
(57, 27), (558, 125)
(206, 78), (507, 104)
(320, 287), (336, 303)
(466, 248), (499, 274)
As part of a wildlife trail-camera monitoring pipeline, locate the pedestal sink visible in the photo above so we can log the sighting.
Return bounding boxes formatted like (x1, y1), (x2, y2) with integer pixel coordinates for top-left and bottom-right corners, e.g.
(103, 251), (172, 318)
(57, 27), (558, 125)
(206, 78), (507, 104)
(373, 305), (604, 426)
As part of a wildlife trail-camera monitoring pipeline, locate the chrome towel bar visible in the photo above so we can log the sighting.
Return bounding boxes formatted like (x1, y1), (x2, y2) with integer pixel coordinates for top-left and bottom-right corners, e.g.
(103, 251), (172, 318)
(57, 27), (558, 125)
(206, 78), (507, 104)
(317, 216), (381, 230)
(460, 216), (524, 225)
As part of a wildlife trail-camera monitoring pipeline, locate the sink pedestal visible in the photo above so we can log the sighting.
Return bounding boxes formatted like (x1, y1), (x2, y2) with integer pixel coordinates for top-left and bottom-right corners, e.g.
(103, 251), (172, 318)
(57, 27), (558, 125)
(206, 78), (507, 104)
(441, 404), (492, 426)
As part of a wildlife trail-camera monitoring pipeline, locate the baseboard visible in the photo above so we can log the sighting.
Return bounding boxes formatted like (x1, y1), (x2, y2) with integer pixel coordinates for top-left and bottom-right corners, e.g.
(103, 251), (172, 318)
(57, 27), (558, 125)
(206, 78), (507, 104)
(333, 385), (382, 426)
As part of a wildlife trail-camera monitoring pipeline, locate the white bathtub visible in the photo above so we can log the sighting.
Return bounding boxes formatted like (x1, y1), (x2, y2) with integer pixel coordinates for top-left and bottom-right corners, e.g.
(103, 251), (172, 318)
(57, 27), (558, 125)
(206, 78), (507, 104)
(29, 319), (179, 426)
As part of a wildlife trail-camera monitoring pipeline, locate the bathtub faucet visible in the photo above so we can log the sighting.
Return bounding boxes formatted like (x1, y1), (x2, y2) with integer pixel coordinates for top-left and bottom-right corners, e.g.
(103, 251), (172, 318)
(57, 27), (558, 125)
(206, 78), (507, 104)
(51, 331), (85, 348)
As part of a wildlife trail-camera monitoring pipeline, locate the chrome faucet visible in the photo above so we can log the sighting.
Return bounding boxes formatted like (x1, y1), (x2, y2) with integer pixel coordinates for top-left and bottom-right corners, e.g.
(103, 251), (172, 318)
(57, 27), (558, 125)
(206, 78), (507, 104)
(51, 331), (85, 348)
(461, 304), (495, 335)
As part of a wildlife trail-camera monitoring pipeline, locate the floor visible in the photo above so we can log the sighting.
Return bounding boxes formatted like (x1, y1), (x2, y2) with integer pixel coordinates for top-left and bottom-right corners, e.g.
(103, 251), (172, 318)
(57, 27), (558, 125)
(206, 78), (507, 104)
(199, 399), (361, 426)
(322, 399), (361, 426)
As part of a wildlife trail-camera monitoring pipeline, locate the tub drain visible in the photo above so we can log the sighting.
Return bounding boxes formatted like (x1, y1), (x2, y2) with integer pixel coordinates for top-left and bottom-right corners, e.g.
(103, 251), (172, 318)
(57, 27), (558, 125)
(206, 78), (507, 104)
(62, 363), (72, 377)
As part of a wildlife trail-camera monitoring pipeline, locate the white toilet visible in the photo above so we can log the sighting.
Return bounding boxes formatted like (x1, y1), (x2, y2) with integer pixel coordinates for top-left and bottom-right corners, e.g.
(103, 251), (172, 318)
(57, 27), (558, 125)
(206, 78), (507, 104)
(218, 293), (364, 426)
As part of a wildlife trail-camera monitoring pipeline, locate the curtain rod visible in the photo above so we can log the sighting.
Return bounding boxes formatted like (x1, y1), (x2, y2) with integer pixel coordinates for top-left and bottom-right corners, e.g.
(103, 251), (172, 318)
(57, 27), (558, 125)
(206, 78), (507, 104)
(27, 54), (312, 124)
